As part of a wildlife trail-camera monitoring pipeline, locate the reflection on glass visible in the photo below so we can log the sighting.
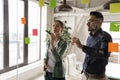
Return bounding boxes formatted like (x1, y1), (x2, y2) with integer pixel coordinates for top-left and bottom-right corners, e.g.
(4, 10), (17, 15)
(102, 23), (120, 64)
(28, 1), (40, 63)
(0, 0), (3, 69)
(9, 0), (24, 66)
(41, 5), (47, 60)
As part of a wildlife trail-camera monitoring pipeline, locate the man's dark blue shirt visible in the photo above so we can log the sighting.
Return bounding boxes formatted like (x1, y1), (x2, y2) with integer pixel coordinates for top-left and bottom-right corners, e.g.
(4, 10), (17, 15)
(82, 28), (112, 74)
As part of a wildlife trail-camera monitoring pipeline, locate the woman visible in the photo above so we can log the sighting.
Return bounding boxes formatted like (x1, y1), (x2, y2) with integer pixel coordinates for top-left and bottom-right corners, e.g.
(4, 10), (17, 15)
(44, 20), (67, 80)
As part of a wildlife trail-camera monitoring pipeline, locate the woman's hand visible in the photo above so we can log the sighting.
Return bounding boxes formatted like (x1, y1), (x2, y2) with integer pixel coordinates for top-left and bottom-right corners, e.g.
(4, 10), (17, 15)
(44, 63), (48, 71)
(49, 33), (56, 49)
(49, 33), (56, 42)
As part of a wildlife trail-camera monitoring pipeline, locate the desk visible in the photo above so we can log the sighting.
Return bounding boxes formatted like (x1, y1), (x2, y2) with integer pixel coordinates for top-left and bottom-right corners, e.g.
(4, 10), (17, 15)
(106, 63), (120, 80)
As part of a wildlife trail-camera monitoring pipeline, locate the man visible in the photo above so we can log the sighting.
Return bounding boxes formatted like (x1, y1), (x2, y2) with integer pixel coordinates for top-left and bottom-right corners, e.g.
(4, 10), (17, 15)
(71, 11), (112, 80)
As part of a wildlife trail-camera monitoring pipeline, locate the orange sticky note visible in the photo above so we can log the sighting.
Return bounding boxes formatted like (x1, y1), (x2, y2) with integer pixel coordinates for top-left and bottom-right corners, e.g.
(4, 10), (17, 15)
(108, 42), (119, 52)
(21, 17), (26, 24)
(32, 29), (38, 36)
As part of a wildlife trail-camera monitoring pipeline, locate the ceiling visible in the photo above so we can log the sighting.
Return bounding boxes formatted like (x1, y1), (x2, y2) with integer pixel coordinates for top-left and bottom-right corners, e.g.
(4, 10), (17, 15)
(44, 0), (120, 11)
(29, 0), (120, 13)
(45, 0), (109, 8)
(58, 0), (109, 8)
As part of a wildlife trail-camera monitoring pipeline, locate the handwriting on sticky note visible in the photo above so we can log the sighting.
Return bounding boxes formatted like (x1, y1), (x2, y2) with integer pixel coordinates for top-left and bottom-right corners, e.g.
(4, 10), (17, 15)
(110, 22), (120, 32)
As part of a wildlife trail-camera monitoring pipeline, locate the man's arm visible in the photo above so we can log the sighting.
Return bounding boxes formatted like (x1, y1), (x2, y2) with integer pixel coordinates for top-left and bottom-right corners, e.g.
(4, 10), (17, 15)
(71, 35), (112, 58)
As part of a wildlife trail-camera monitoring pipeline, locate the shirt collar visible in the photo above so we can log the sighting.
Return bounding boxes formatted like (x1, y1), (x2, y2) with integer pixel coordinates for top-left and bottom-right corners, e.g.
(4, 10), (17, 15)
(89, 28), (103, 37)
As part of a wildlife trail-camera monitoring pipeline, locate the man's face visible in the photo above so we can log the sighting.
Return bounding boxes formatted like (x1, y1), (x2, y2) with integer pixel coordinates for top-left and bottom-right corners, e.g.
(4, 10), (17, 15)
(87, 15), (100, 32)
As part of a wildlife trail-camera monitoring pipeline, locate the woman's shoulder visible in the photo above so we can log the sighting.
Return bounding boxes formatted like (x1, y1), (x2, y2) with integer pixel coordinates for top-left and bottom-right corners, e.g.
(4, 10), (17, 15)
(60, 37), (67, 43)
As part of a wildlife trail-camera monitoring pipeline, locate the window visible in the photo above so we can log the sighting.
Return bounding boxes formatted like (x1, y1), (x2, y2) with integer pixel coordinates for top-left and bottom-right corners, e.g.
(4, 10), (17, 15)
(28, 0), (40, 63)
(9, 0), (24, 67)
(102, 22), (120, 64)
(0, 0), (3, 70)
(0, 0), (47, 75)
(41, 5), (47, 60)
(28, 0), (47, 63)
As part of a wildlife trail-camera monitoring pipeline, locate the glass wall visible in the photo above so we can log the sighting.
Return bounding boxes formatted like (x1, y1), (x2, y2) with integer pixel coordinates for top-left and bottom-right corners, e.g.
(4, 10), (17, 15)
(0, 0), (47, 79)
(102, 23), (120, 64)
(9, 0), (24, 67)
(0, 0), (3, 70)
(28, 1), (40, 63)
(41, 4), (47, 60)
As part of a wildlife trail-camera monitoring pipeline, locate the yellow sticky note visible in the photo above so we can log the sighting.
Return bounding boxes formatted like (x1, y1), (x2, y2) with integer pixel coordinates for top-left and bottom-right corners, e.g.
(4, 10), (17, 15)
(21, 17), (26, 24)
(110, 3), (120, 13)
(108, 42), (119, 52)
(81, 0), (90, 4)
(39, 0), (44, 7)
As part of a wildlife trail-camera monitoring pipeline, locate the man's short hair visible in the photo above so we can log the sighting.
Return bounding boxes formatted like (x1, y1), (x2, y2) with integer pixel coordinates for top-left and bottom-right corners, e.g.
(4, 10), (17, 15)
(90, 11), (104, 21)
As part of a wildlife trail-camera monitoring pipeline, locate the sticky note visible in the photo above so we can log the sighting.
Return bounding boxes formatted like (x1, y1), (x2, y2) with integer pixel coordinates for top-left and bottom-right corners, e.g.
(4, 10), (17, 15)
(32, 29), (38, 36)
(39, 0), (44, 7)
(110, 22), (120, 32)
(49, 0), (56, 8)
(21, 17), (26, 24)
(81, 0), (90, 4)
(108, 42), (119, 52)
(110, 3), (120, 13)
(25, 37), (30, 44)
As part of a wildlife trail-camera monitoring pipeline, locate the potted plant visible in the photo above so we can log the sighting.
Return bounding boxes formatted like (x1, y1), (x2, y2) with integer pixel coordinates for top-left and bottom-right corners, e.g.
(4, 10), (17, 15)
(62, 26), (71, 42)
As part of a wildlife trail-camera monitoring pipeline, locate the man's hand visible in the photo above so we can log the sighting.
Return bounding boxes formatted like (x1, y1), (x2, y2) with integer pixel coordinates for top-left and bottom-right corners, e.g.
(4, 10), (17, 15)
(71, 37), (83, 49)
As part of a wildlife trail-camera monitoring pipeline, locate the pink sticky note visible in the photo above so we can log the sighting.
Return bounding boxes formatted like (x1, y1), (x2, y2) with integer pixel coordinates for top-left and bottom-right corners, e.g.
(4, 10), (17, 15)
(32, 29), (38, 36)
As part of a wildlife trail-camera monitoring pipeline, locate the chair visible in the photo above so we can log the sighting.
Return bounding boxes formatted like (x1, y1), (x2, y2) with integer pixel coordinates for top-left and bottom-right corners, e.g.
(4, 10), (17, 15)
(66, 53), (82, 80)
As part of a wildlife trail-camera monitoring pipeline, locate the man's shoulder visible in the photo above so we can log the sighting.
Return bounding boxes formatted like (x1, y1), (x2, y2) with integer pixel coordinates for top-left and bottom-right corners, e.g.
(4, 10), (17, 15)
(102, 31), (111, 37)
(101, 30), (112, 41)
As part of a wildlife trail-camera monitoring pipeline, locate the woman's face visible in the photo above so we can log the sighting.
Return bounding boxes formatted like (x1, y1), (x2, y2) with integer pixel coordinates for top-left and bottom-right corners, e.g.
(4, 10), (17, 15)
(52, 21), (63, 35)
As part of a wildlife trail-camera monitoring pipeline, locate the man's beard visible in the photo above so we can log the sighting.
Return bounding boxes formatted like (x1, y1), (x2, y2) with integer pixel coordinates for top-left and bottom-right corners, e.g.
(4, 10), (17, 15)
(88, 25), (98, 31)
